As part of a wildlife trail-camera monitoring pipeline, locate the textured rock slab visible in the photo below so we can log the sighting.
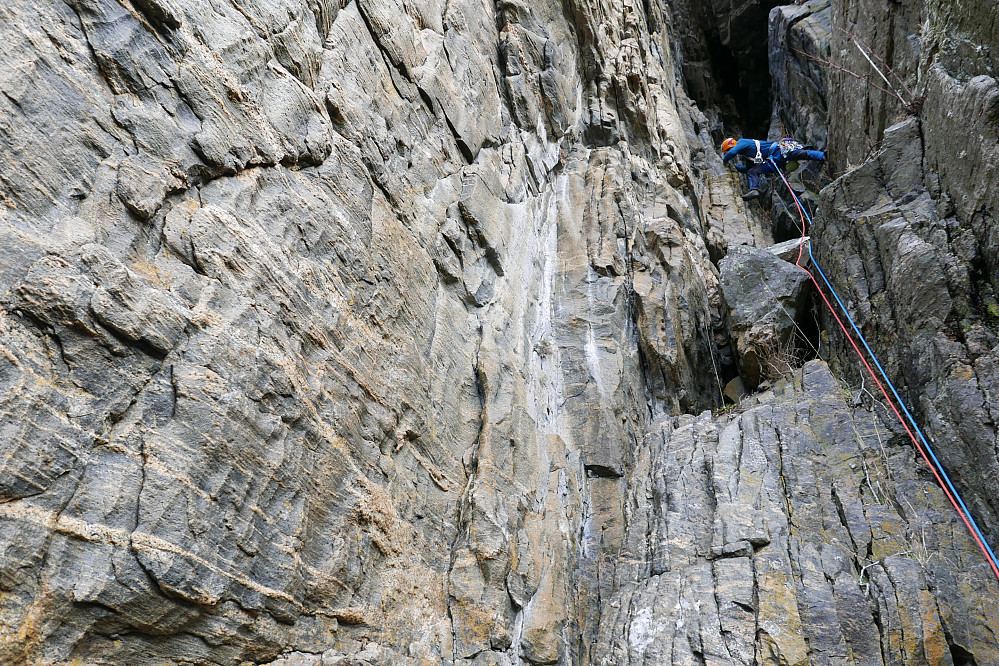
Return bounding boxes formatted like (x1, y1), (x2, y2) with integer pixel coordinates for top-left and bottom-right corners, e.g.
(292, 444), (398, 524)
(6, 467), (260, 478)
(3, 0), (999, 663)
(769, 0), (831, 148)
(816, 116), (999, 555)
(719, 244), (811, 389)
(591, 361), (999, 666)
(0, 0), (732, 662)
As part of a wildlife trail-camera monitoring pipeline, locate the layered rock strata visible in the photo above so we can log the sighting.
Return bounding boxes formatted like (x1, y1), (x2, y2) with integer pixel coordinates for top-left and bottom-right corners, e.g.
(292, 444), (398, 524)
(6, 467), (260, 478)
(594, 360), (999, 666)
(769, 0), (831, 148)
(0, 0), (998, 664)
(768, 0), (999, 551)
(817, 116), (999, 566)
(0, 0), (728, 662)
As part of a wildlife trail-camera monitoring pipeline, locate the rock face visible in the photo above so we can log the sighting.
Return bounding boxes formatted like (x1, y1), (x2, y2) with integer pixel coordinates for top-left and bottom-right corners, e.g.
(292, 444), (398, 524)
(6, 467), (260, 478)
(773, 0), (999, 554)
(769, 0), (831, 148)
(719, 244), (811, 390)
(771, 0), (999, 554)
(817, 116), (999, 562)
(668, 0), (782, 136)
(0, 1), (726, 663)
(594, 361), (999, 666)
(1, 0), (998, 665)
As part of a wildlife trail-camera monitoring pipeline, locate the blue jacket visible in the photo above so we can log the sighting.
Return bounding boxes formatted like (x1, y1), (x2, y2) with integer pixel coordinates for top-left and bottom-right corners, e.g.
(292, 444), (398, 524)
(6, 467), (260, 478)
(723, 139), (825, 172)
(723, 139), (777, 172)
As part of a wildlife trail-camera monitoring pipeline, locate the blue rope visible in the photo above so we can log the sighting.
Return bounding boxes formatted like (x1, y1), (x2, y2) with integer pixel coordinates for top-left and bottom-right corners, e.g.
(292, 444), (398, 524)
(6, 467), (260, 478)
(770, 159), (999, 571)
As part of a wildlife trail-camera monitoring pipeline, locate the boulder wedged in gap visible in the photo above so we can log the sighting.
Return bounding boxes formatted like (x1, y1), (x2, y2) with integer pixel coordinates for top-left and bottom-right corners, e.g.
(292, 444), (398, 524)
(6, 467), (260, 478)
(719, 243), (812, 390)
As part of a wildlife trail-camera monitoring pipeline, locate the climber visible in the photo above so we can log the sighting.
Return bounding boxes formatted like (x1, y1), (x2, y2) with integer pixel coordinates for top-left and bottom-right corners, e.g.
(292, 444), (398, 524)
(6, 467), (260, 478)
(721, 137), (825, 200)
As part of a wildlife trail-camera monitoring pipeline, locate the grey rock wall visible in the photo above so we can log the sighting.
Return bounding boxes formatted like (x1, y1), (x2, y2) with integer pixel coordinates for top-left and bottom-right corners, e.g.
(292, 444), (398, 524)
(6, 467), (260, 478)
(782, 0), (999, 552)
(769, 0), (830, 148)
(0, 0), (730, 663)
(816, 116), (999, 565)
(2, 0), (999, 664)
(667, 0), (780, 137)
(593, 360), (999, 666)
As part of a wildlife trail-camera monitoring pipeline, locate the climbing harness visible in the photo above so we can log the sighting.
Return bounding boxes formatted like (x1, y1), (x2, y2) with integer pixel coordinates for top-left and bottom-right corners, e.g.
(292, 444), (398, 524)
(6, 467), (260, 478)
(752, 139), (764, 164)
(769, 158), (999, 583)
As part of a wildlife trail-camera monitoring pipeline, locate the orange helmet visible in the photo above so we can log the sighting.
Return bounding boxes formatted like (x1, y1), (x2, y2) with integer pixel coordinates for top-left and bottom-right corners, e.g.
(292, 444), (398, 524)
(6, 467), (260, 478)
(721, 137), (737, 153)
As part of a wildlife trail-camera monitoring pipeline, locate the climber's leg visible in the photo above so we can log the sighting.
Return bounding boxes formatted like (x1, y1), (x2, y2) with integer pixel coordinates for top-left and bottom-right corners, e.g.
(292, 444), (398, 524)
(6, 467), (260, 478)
(786, 148), (825, 162)
(745, 164), (767, 192)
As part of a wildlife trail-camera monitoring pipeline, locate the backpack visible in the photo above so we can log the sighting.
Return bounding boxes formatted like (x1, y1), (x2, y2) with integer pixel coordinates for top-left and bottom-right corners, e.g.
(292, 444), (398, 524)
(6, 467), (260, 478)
(776, 138), (803, 158)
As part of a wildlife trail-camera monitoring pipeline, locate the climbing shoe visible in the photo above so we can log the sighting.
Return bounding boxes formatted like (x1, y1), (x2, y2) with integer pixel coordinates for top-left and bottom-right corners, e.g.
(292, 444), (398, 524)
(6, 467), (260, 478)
(742, 189), (760, 200)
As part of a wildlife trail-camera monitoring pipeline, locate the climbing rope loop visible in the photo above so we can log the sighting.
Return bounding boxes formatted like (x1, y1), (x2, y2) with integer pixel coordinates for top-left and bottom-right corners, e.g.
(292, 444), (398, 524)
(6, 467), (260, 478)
(768, 158), (999, 583)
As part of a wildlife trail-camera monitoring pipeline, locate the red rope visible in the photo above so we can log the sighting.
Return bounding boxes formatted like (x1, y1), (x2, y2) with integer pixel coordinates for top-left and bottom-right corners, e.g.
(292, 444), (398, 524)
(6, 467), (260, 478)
(779, 172), (999, 582)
